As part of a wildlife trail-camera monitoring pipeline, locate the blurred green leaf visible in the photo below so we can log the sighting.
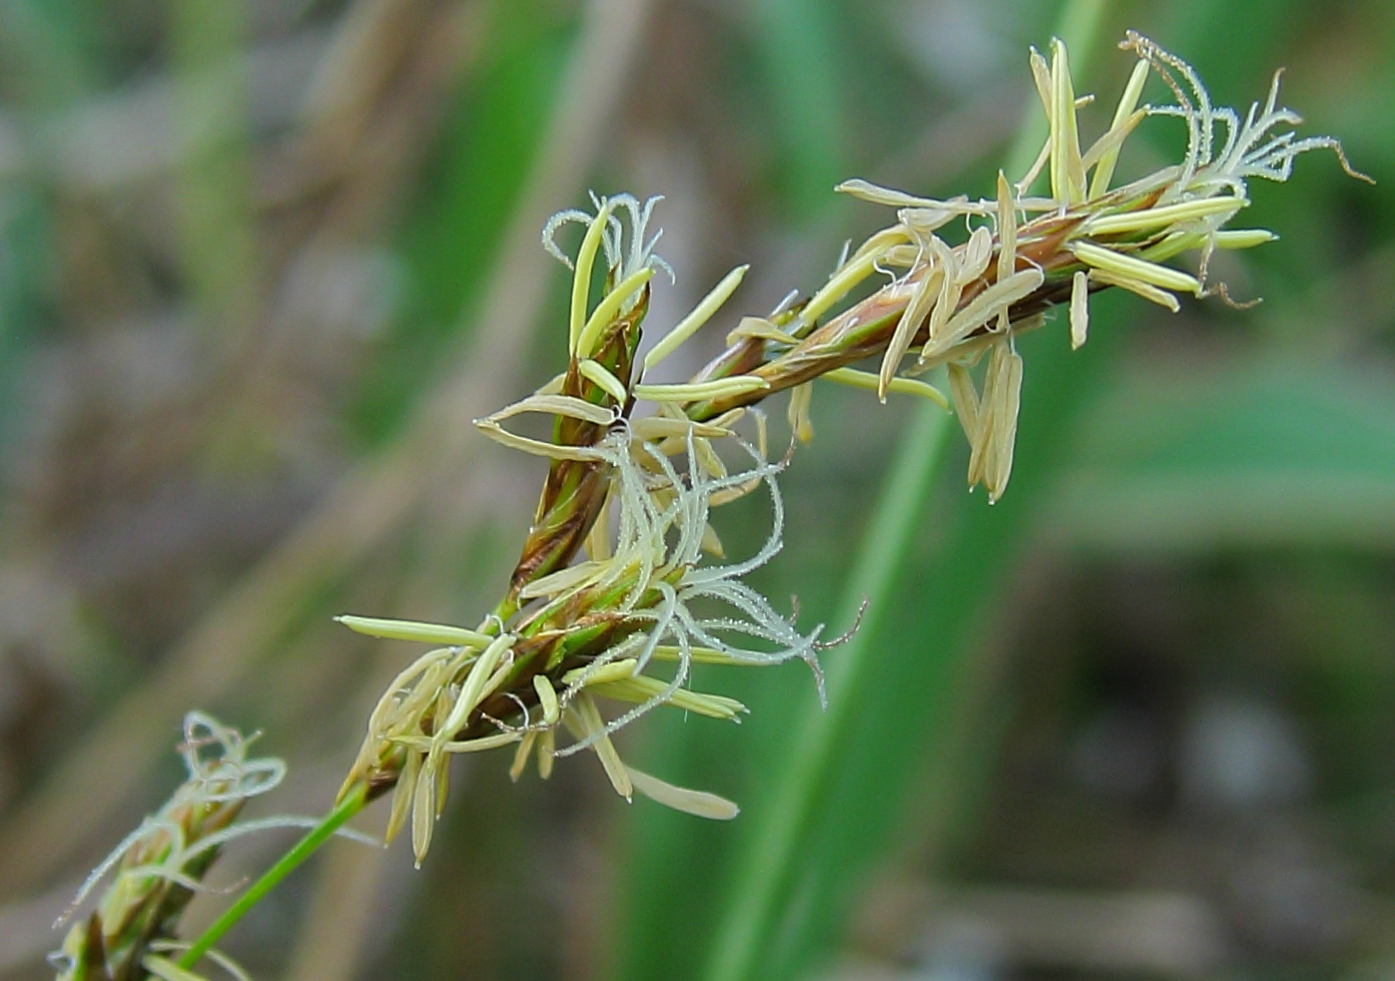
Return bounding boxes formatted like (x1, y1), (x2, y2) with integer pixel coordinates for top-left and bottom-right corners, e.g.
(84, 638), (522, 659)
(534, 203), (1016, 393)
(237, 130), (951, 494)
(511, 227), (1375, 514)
(1050, 360), (1395, 550)
(753, 0), (846, 216)
(170, 0), (259, 336)
(0, 0), (99, 107)
(352, 9), (573, 446)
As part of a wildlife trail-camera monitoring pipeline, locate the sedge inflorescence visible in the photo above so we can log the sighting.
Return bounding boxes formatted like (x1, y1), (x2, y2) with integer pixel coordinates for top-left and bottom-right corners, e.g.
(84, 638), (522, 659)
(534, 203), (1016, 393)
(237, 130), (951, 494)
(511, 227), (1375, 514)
(337, 32), (1366, 865)
(51, 715), (286, 981)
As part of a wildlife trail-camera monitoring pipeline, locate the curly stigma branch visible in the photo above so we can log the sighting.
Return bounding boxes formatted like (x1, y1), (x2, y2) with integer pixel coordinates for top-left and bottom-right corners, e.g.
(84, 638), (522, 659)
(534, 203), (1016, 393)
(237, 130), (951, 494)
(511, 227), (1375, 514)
(53, 33), (1368, 981)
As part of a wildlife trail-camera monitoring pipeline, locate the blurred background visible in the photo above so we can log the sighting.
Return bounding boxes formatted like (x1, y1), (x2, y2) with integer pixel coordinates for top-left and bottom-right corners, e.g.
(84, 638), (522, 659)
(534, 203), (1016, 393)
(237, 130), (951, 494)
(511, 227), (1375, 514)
(0, 0), (1392, 978)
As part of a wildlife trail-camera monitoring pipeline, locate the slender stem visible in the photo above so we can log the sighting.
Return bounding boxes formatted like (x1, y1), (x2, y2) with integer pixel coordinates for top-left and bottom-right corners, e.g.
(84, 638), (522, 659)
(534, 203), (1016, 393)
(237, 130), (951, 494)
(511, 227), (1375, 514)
(702, 401), (950, 981)
(177, 784), (369, 970)
(698, 4), (1110, 980)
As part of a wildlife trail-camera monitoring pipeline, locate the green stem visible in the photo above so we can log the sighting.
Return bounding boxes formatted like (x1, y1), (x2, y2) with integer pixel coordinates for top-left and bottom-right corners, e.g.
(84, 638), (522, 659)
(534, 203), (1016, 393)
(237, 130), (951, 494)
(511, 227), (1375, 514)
(177, 784), (368, 970)
(698, 4), (1110, 980)
(701, 401), (950, 981)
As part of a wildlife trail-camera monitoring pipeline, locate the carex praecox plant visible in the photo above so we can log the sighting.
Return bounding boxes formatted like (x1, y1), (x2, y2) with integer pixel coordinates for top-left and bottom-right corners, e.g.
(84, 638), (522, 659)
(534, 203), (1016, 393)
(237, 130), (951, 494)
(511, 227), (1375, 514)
(54, 32), (1369, 979)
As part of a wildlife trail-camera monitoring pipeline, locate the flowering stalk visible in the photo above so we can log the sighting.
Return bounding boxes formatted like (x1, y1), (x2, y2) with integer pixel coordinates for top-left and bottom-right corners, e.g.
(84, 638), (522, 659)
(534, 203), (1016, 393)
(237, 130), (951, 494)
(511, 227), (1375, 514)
(332, 32), (1368, 867)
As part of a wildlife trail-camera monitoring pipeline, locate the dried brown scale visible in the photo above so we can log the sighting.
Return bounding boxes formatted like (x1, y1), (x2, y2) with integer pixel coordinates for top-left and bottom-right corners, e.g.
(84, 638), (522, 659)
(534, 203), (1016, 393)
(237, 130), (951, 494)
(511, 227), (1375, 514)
(505, 291), (647, 602)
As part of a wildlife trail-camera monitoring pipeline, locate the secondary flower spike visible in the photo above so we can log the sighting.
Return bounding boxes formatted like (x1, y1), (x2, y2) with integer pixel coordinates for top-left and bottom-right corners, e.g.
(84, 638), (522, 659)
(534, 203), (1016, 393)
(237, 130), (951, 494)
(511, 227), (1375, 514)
(51, 715), (288, 981)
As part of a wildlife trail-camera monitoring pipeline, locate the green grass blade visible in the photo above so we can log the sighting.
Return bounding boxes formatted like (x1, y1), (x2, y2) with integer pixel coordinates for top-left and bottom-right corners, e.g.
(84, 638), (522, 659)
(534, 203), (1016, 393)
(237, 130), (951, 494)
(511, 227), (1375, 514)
(694, 5), (1113, 979)
(170, 0), (259, 338)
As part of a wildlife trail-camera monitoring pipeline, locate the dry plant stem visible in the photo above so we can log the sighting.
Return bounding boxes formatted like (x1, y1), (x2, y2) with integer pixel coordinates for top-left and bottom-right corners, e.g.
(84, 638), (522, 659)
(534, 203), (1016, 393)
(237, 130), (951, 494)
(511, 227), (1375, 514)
(703, 402), (952, 981)
(0, 0), (654, 895)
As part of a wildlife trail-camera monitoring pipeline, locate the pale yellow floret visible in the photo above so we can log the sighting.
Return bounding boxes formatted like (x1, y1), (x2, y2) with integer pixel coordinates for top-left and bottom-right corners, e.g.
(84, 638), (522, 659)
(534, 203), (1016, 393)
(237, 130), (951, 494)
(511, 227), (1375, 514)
(1069, 270), (1089, 350)
(584, 485), (612, 561)
(486, 393), (617, 425)
(646, 645), (750, 665)
(799, 230), (908, 330)
(987, 344), (1024, 502)
(396, 732), (521, 755)
(947, 361), (981, 445)
(517, 560), (605, 600)
(1071, 240), (1201, 293)
(996, 172), (1018, 286)
(410, 756), (436, 861)
(1135, 231), (1204, 263)
(848, 223), (919, 265)
(1029, 47), (1052, 119)
(1086, 267), (1181, 312)
(1049, 38), (1086, 204)
(563, 659), (640, 687)
(475, 393), (619, 459)
(1089, 57), (1151, 197)
(878, 243), (927, 267)
(700, 521), (725, 557)
(692, 436), (726, 481)
(957, 226), (995, 286)
(436, 634), (514, 746)
(879, 266), (943, 400)
(510, 730), (537, 781)
(787, 382), (814, 443)
(567, 694), (632, 799)
(1085, 195), (1244, 236)
(385, 750), (420, 843)
(1132, 226), (1277, 265)
(534, 674), (560, 725)
(634, 376), (769, 403)
(570, 199), (614, 352)
(578, 359), (630, 404)
(726, 316), (798, 346)
(901, 201), (991, 237)
(824, 367), (950, 410)
(537, 728), (555, 778)
(965, 341), (1024, 502)
(336, 615), (493, 649)
(922, 236), (962, 348)
(922, 268), (1044, 362)
(576, 266), (653, 359)
(625, 766), (739, 820)
(834, 179), (942, 208)
(644, 264), (749, 370)
(585, 674), (747, 720)
(1141, 227), (1277, 264)
(629, 416), (733, 442)
(474, 420), (612, 461)
(1214, 229), (1278, 249)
